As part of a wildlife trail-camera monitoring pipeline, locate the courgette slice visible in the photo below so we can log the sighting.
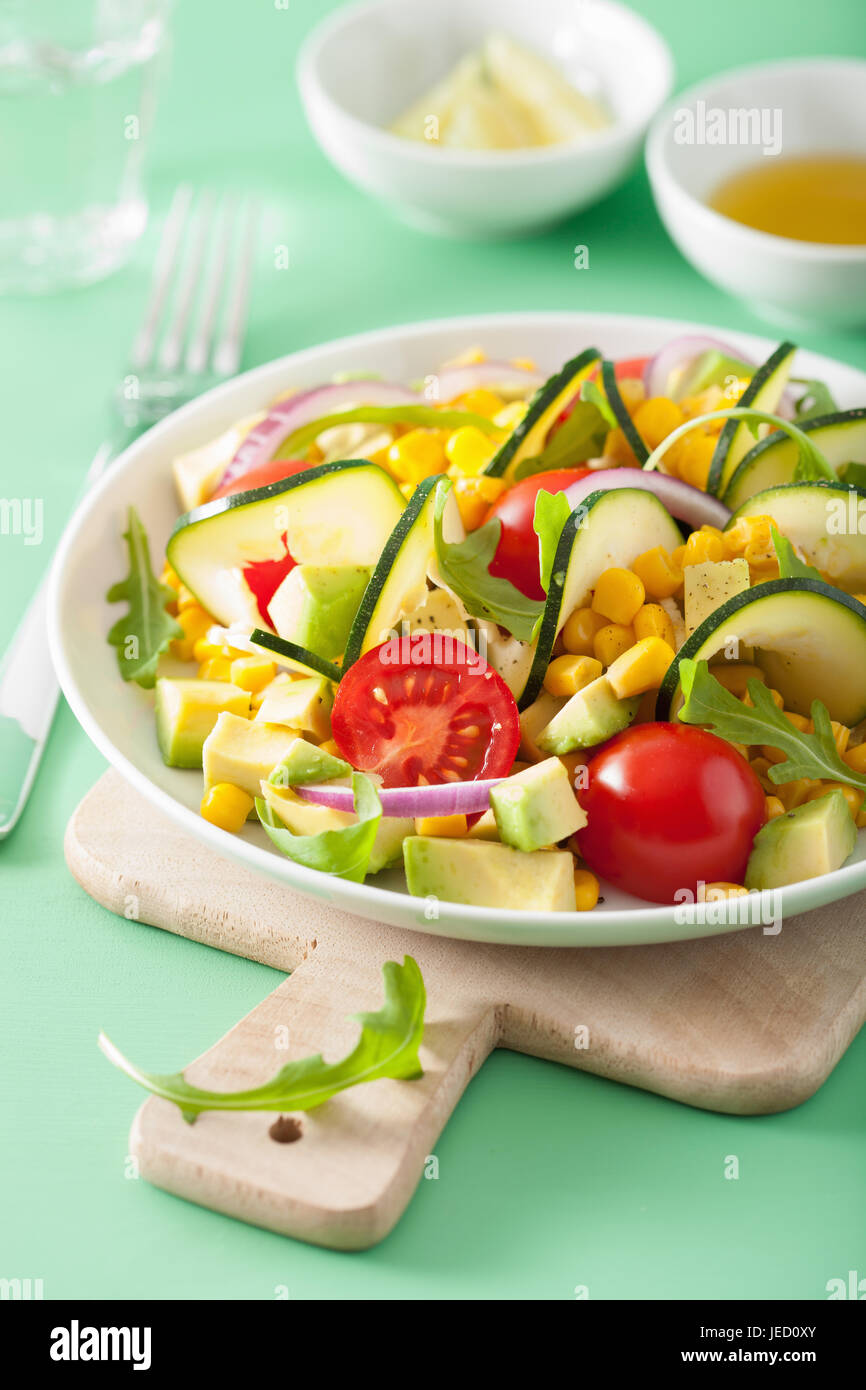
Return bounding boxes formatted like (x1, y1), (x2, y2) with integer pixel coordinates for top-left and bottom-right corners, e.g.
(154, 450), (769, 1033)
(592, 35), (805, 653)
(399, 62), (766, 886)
(601, 359), (649, 464)
(483, 347), (600, 478)
(655, 579), (866, 726)
(706, 341), (797, 498)
(727, 481), (866, 593)
(249, 629), (343, 684)
(520, 487), (684, 709)
(722, 408), (866, 510)
(167, 460), (405, 627)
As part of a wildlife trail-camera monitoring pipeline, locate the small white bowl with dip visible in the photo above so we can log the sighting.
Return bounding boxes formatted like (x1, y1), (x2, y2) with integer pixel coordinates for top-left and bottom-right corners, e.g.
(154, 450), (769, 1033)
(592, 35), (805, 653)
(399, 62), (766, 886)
(298, 0), (673, 238)
(646, 58), (866, 329)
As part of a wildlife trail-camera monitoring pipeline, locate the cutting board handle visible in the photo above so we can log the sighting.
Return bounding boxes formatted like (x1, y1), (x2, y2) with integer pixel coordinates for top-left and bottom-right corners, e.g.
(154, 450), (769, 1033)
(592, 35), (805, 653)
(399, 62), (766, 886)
(130, 952), (500, 1250)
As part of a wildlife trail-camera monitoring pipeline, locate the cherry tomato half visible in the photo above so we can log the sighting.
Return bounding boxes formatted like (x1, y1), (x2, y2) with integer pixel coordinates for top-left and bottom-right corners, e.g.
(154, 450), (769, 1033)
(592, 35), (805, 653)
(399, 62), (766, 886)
(211, 459), (312, 622)
(331, 637), (520, 788)
(575, 723), (766, 904)
(210, 457), (311, 501)
(484, 468), (593, 601)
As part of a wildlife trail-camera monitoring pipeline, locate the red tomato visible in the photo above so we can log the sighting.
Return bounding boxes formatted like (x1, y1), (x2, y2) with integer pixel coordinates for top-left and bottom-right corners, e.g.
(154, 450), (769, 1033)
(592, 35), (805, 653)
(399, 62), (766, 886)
(210, 457), (311, 501)
(575, 723), (766, 904)
(211, 459), (312, 622)
(242, 537), (296, 626)
(484, 468), (594, 601)
(331, 637), (520, 788)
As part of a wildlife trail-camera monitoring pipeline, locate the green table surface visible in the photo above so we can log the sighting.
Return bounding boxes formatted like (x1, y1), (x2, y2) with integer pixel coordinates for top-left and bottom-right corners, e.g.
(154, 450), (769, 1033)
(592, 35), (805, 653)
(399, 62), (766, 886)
(2, 0), (865, 1301)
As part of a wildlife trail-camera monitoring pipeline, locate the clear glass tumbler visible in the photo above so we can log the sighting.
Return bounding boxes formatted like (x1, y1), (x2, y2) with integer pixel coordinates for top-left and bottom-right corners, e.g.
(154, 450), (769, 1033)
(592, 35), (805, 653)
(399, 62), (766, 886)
(0, 0), (170, 294)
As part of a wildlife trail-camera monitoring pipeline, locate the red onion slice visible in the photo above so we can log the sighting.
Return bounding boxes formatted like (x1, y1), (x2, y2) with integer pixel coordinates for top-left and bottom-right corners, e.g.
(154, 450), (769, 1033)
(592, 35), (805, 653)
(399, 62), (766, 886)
(216, 381), (421, 492)
(643, 336), (754, 401)
(431, 359), (543, 403)
(564, 468), (731, 528)
(297, 777), (502, 818)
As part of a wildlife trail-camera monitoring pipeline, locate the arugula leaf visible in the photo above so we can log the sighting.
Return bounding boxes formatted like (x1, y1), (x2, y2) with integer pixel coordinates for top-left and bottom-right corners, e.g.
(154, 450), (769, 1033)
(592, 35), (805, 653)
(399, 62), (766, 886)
(257, 772), (382, 882)
(770, 525), (822, 582)
(579, 378), (618, 431)
(277, 405), (499, 458)
(106, 507), (182, 689)
(534, 489), (573, 593)
(678, 659), (866, 790)
(99, 956), (426, 1123)
(513, 398), (607, 480)
(433, 480), (543, 641)
(643, 406), (836, 481)
(791, 376), (838, 422)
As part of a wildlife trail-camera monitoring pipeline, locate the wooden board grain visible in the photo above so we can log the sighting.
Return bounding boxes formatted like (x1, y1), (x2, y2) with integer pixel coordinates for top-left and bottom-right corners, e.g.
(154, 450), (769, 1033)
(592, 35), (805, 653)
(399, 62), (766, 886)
(66, 770), (866, 1250)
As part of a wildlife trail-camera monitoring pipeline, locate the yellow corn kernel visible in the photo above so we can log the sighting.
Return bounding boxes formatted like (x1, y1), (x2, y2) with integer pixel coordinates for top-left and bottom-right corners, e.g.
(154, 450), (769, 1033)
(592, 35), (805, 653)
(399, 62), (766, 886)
(543, 654), (603, 697)
(510, 356), (537, 372)
(171, 604), (213, 660)
(561, 606), (606, 657)
(750, 756), (774, 780)
(399, 481), (416, 500)
(843, 743), (866, 773)
(161, 562), (181, 591)
(616, 377), (646, 413)
(593, 623), (634, 668)
(573, 868), (600, 911)
(603, 426), (638, 467)
(493, 400), (528, 430)
(444, 425), (495, 476)
(676, 434), (717, 490)
(198, 657), (232, 682)
(729, 743), (750, 761)
(633, 602), (676, 648)
(176, 584), (199, 612)
(632, 396), (685, 450)
(830, 721), (850, 755)
(782, 709), (811, 733)
(605, 636), (676, 698)
(724, 515), (773, 557)
(591, 567), (646, 625)
(721, 376), (752, 405)
(630, 546), (683, 601)
(765, 795), (786, 820)
(229, 656), (277, 694)
(414, 814), (469, 837)
(388, 428), (447, 484)
(457, 389), (506, 419)
(854, 593), (866, 606)
(447, 346), (486, 366)
(200, 782), (255, 832)
(858, 809), (866, 828)
(805, 781), (865, 819)
(777, 777), (823, 810)
(697, 881), (749, 901)
(708, 662), (766, 696)
(318, 739), (342, 757)
(744, 686), (784, 709)
(682, 528), (725, 567)
(453, 474), (505, 530)
(192, 636), (223, 664)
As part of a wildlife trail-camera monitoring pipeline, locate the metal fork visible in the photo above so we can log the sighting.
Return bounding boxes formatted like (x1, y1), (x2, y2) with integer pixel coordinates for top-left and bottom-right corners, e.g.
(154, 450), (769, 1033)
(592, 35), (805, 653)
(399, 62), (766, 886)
(0, 186), (259, 838)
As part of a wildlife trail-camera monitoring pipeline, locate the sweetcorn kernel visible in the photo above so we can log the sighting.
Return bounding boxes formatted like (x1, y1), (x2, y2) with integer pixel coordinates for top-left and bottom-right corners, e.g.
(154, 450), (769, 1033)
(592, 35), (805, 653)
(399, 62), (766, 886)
(543, 654), (603, 697)
(682, 528), (725, 567)
(675, 434), (717, 490)
(414, 814), (469, 837)
(630, 546), (683, 601)
(388, 428), (447, 484)
(453, 474), (505, 530)
(633, 602), (676, 648)
(616, 377), (646, 413)
(574, 868), (600, 911)
(804, 781), (865, 819)
(160, 562), (181, 591)
(708, 662), (766, 696)
(765, 795), (786, 819)
(561, 606), (606, 656)
(198, 657), (232, 682)
(593, 622), (634, 668)
(444, 425), (496, 475)
(493, 400), (529, 430)
(843, 743), (866, 773)
(603, 426), (638, 467)
(605, 636), (676, 698)
(830, 720), (850, 754)
(591, 567), (646, 625)
(229, 656), (277, 694)
(777, 777), (824, 809)
(458, 389), (506, 419)
(200, 782), (255, 832)
(697, 881), (749, 901)
(171, 604), (212, 660)
(632, 397), (685, 449)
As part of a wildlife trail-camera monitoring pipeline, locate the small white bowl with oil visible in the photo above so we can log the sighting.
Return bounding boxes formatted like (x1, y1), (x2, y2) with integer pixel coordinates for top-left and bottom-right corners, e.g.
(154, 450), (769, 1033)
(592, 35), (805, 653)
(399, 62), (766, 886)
(646, 58), (866, 329)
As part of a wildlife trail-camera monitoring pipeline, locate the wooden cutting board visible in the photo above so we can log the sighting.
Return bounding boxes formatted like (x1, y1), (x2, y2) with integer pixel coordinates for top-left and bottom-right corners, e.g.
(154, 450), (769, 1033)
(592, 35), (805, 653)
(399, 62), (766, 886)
(66, 769), (866, 1251)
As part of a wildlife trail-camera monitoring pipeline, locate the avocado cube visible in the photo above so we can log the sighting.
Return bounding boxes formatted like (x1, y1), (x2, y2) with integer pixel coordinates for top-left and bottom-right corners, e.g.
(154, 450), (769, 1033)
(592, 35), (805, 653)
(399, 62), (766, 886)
(155, 678), (250, 769)
(491, 757), (586, 852)
(403, 836), (576, 911)
(203, 712), (304, 798)
(518, 691), (566, 763)
(745, 789), (856, 891)
(537, 675), (639, 754)
(254, 674), (333, 740)
(268, 564), (371, 662)
(269, 738), (351, 787)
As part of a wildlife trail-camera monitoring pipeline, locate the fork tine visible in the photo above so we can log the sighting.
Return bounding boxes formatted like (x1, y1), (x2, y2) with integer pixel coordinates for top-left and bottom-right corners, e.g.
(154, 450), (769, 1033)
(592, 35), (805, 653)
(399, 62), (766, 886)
(212, 197), (260, 379)
(129, 184), (194, 371)
(184, 193), (239, 377)
(158, 190), (216, 374)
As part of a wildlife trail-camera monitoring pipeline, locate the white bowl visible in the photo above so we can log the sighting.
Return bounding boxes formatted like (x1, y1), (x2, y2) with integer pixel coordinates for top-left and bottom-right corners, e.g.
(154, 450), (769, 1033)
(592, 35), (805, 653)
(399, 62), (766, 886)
(48, 311), (866, 949)
(298, 0), (673, 237)
(646, 58), (866, 329)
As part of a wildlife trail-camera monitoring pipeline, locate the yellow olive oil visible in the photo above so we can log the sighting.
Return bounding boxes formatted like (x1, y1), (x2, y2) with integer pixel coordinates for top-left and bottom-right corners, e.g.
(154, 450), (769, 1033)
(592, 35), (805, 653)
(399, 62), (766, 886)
(709, 155), (866, 245)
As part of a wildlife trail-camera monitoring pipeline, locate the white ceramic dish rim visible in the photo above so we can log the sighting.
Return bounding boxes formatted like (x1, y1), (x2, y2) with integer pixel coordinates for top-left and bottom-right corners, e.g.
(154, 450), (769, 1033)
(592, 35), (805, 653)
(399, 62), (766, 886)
(298, 0), (674, 168)
(646, 56), (866, 264)
(48, 310), (866, 948)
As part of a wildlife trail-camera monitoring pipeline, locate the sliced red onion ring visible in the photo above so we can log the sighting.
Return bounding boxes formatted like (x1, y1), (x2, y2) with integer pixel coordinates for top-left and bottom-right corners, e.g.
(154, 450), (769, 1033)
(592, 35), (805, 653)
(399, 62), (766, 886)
(297, 777), (502, 818)
(643, 336), (754, 401)
(216, 381), (421, 492)
(564, 468), (731, 528)
(431, 359), (543, 403)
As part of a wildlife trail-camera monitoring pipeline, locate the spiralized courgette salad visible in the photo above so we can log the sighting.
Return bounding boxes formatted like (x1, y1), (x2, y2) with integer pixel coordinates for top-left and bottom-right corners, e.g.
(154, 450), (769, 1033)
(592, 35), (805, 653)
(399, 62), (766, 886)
(106, 337), (866, 912)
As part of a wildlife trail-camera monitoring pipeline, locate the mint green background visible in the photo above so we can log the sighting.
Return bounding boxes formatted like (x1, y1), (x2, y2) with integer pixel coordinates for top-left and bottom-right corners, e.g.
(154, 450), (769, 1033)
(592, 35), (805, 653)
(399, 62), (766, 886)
(2, 0), (865, 1300)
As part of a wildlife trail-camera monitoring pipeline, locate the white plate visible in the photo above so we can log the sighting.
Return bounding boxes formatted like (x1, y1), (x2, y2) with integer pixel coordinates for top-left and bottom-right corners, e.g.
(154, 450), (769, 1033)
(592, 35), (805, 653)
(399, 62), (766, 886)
(48, 312), (866, 947)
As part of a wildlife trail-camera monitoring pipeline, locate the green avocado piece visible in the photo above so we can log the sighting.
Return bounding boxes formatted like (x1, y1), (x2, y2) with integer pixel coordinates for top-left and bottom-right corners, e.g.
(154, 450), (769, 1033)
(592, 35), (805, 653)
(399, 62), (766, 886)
(537, 675), (639, 754)
(155, 678), (250, 769)
(403, 836), (576, 911)
(675, 348), (753, 400)
(268, 564), (371, 662)
(269, 738), (350, 787)
(254, 674), (334, 741)
(745, 789), (856, 891)
(490, 757), (586, 852)
(202, 712), (303, 798)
